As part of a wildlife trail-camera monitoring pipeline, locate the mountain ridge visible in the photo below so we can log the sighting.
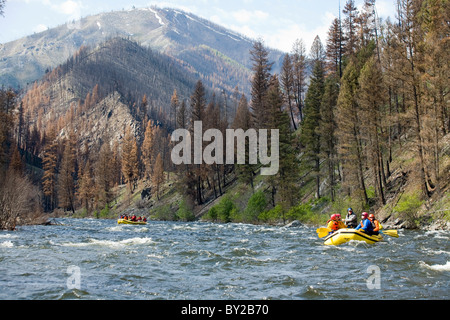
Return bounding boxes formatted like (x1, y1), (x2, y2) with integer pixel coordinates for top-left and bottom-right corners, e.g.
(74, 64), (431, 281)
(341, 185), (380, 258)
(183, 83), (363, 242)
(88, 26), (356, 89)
(0, 6), (284, 92)
(20, 36), (202, 151)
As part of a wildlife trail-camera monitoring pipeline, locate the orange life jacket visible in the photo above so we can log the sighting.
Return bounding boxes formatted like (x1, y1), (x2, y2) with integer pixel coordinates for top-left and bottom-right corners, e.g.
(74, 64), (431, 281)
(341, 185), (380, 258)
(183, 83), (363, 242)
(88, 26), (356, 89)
(370, 219), (380, 232)
(327, 220), (339, 231)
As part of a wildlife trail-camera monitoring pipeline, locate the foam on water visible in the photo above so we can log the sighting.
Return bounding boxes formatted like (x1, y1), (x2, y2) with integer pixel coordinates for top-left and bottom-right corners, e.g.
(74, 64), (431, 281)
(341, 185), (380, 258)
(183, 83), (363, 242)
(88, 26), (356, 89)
(0, 240), (14, 248)
(419, 261), (450, 272)
(146, 253), (165, 260)
(172, 224), (200, 231)
(61, 237), (155, 248)
(427, 249), (450, 256)
(0, 233), (16, 239)
(105, 226), (122, 232)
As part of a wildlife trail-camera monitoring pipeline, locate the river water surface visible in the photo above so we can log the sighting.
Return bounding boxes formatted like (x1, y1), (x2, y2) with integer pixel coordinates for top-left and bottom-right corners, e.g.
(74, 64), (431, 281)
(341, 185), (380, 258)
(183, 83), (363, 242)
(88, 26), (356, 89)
(0, 218), (448, 300)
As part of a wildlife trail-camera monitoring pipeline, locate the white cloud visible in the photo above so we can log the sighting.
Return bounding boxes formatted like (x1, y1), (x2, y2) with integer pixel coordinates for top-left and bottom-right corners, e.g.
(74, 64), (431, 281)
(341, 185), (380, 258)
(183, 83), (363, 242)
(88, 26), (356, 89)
(33, 23), (48, 33)
(147, 1), (200, 15)
(234, 24), (259, 40)
(57, 0), (81, 15)
(375, 0), (397, 20)
(252, 9), (335, 54)
(8, 0), (51, 4)
(265, 23), (304, 53)
(204, 2), (338, 54)
(232, 9), (268, 23)
(11, 0), (84, 15)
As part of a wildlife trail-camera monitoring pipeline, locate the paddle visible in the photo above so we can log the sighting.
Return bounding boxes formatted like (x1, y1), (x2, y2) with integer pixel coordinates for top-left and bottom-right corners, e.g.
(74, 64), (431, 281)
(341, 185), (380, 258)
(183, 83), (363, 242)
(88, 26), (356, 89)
(316, 227), (332, 238)
(380, 229), (399, 238)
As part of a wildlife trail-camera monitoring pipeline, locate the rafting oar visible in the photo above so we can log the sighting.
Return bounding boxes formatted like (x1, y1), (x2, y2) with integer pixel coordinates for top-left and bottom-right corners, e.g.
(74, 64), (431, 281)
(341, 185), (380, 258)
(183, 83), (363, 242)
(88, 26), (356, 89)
(316, 227), (332, 238)
(380, 229), (399, 238)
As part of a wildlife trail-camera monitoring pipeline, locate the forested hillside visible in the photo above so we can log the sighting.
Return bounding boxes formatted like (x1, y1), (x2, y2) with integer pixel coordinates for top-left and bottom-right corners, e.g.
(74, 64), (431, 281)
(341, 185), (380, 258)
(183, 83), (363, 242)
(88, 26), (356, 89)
(21, 37), (199, 133)
(0, 0), (448, 231)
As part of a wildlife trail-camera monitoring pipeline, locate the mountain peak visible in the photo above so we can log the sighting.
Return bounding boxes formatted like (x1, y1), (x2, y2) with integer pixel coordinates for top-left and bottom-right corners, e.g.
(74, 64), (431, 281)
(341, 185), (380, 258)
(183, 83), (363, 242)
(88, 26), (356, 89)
(0, 7), (283, 91)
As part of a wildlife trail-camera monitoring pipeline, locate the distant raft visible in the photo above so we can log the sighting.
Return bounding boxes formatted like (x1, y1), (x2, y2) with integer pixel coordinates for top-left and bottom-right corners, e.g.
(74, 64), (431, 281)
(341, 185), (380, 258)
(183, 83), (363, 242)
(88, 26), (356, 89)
(323, 228), (383, 246)
(117, 219), (147, 225)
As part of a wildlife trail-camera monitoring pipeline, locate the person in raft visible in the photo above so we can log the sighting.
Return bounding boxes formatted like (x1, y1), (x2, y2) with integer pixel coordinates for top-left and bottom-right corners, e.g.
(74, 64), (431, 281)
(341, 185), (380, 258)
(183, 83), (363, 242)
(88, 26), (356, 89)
(327, 214), (346, 234)
(355, 212), (374, 235)
(344, 208), (358, 228)
(336, 214), (347, 229)
(368, 214), (382, 235)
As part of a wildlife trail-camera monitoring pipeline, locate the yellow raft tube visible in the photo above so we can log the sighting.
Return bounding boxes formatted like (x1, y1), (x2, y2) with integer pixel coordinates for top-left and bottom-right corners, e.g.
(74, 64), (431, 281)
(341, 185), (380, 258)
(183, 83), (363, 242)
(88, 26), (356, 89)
(117, 219), (147, 225)
(323, 228), (383, 246)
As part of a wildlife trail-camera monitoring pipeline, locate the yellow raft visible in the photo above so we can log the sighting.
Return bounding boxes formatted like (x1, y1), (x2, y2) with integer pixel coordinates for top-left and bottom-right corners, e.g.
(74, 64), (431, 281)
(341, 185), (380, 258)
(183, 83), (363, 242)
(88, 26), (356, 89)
(323, 228), (383, 246)
(117, 219), (147, 225)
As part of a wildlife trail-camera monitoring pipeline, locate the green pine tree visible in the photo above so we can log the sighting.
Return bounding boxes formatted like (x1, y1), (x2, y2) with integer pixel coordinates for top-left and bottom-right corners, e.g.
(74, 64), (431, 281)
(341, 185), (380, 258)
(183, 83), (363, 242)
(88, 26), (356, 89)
(320, 74), (340, 202)
(266, 76), (300, 212)
(300, 59), (325, 199)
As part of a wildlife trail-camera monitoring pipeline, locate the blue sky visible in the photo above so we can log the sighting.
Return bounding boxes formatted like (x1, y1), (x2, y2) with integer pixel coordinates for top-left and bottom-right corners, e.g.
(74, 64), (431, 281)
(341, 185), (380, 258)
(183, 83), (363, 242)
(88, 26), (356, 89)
(0, 0), (397, 53)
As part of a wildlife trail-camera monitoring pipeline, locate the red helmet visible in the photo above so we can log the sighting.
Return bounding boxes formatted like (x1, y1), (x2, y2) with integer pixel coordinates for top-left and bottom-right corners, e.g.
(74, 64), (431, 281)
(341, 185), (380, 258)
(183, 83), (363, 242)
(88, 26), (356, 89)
(331, 214), (338, 220)
(369, 214), (375, 220)
(362, 212), (369, 219)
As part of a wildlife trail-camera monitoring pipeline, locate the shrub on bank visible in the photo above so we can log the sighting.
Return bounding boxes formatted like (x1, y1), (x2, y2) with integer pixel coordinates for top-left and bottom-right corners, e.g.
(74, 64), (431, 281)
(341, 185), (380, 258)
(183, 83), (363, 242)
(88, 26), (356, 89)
(393, 191), (424, 227)
(242, 190), (267, 223)
(206, 195), (237, 223)
(177, 199), (195, 222)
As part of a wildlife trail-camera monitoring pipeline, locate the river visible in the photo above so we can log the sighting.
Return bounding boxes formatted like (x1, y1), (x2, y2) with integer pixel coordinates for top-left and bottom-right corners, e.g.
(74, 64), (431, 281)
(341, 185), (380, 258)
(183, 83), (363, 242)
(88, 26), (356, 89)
(0, 218), (448, 300)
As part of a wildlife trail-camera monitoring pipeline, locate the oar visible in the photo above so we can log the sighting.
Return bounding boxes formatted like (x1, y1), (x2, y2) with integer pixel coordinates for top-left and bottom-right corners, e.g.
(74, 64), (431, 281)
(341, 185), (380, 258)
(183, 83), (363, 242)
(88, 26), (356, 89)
(316, 227), (332, 238)
(380, 229), (399, 238)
